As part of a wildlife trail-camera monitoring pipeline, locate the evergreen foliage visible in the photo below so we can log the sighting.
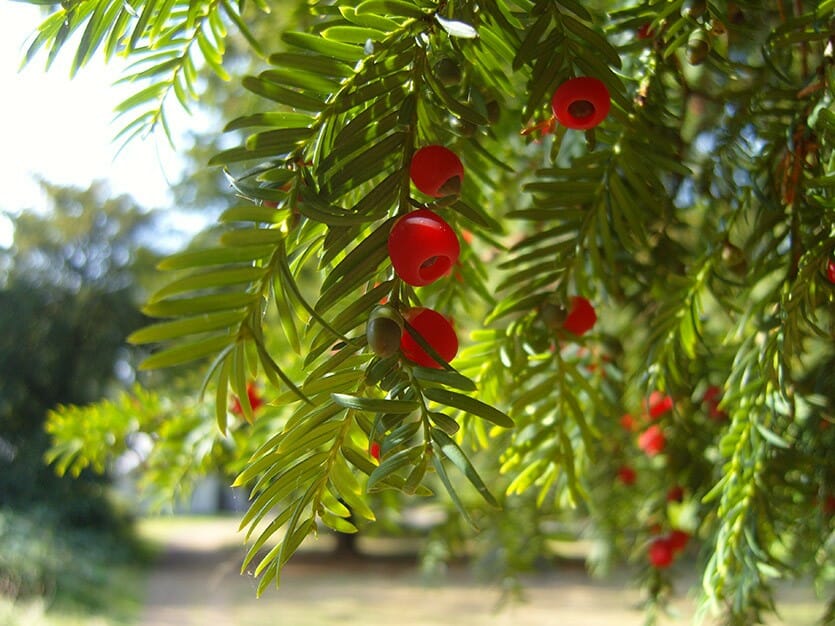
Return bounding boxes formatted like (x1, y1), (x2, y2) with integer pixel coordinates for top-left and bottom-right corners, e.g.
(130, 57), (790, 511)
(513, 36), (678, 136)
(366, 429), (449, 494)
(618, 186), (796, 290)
(25, 1), (835, 623)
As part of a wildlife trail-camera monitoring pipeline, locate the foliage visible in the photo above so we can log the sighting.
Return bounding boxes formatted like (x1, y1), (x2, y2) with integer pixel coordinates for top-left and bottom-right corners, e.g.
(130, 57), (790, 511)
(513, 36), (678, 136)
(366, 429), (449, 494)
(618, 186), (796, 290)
(24, 0), (835, 624)
(0, 505), (148, 619)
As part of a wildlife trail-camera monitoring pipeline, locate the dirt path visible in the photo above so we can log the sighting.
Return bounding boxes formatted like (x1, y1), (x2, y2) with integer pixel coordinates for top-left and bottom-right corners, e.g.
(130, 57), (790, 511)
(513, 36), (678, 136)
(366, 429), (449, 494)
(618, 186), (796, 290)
(137, 517), (822, 626)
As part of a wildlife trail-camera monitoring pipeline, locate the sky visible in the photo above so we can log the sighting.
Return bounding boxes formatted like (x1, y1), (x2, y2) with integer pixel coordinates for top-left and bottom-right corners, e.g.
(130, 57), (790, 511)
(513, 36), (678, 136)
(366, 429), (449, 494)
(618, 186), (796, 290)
(0, 3), (186, 248)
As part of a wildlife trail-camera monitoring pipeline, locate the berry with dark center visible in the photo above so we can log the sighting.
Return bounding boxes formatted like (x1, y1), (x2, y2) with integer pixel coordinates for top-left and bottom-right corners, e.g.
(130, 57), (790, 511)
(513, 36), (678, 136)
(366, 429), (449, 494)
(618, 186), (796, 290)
(562, 296), (597, 336)
(388, 209), (460, 286)
(400, 307), (458, 369)
(366, 305), (404, 358)
(638, 424), (666, 456)
(551, 77), (611, 130)
(410, 145), (464, 198)
(648, 537), (674, 569)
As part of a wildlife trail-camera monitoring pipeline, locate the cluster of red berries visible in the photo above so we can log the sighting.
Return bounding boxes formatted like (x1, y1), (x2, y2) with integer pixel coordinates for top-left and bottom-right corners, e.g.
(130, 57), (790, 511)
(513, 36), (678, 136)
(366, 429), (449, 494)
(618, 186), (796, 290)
(648, 529), (691, 569)
(366, 146), (465, 370)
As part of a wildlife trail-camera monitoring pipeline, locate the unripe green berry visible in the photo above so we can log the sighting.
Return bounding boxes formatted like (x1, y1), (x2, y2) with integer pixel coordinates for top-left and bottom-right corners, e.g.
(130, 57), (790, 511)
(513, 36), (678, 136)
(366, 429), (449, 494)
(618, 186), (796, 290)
(687, 29), (711, 65)
(434, 58), (462, 87)
(682, 0), (707, 19)
(367, 305), (404, 358)
(539, 302), (567, 329)
(721, 241), (748, 276)
(486, 100), (500, 125)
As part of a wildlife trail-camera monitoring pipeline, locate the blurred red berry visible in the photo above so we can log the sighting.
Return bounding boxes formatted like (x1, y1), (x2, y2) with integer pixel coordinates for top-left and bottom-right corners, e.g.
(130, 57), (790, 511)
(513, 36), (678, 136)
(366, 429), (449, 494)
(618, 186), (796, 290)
(638, 424), (666, 456)
(617, 465), (637, 486)
(230, 382), (263, 417)
(825, 495), (835, 516)
(563, 296), (597, 336)
(703, 385), (728, 420)
(668, 530), (690, 553)
(646, 391), (674, 418)
(648, 537), (674, 569)
(637, 23), (656, 40)
(620, 413), (636, 432)
(827, 259), (835, 284)
(370, 442), (381, 461)
(667, 485), (685, 502)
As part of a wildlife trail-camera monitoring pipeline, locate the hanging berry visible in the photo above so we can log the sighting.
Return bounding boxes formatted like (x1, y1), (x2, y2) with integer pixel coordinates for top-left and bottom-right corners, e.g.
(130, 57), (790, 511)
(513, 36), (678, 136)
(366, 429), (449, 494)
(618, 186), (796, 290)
(668, 530), (690, 554)
(433, 57), (462, 87)
(645, 391), (674, 418)
(826, 259), (835, 284)
(366, 305), (404, 358)
(230, 382), (264, 417)
(551, 77), (611, 130)
(562, 296), (597, 336)
(648, 537), (675, 569)
(617, 465), (637, 486)
(400, 307), (458, 369)
(667, 485), (685, 502)
(387, 209), (460, 286)
(638, 424), (666, 456)
(410, 145), (465, 197)
(369, 441), (381, 461)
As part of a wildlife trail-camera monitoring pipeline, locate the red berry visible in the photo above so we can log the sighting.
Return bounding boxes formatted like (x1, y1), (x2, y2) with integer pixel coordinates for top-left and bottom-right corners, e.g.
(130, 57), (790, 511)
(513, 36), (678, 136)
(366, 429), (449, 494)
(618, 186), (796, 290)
(668, 530), (690, 553)
(825, 495), (835, 516)
(620, 413), (636, 432)
(387, 209), (460, 286)
(648, 537), (674, 569)
(637, 23), (655, 40)
(827, 259), (835, 284)
(563, 296), (597, 336)
(666, 485), (685, 502)
(410, 145), (464, 197)
(400, 307), (458, 369)
(703, 385), (728, 420)
(617, 465), (637, 486)
(370, 442), (381, 461)
(646, 391), (674, 418)
(638, 424), (666, 456)
(551, 77), (611, 130)
(231, 382), (263, 416)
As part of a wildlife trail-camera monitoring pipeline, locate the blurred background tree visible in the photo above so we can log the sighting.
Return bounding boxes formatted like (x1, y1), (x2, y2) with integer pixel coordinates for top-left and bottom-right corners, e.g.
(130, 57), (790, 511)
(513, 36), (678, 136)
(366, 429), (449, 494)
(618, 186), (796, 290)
(0, 180), (158, 606)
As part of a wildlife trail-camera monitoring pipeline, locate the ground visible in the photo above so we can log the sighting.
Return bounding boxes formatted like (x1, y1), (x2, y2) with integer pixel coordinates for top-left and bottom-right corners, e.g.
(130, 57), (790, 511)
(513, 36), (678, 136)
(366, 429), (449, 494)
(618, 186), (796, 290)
(137, 516), (824, 626)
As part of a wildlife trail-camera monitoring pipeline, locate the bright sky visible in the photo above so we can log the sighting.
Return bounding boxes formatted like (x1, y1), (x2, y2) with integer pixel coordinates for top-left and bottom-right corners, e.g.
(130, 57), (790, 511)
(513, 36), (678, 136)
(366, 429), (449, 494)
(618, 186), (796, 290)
(0, 4), (184, 247)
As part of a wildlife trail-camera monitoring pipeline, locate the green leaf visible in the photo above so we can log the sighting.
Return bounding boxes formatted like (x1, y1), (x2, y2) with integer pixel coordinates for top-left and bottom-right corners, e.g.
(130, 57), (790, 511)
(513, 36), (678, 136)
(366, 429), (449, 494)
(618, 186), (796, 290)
(422, 388), (514, 428)
(157, 245), (274, 270)
(127, 310), (246, 344)
(142, 292), (259, 317)
(139, 335), (236, 370)
(431, 429), (499, 507)
(331, 393), (420, 414)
